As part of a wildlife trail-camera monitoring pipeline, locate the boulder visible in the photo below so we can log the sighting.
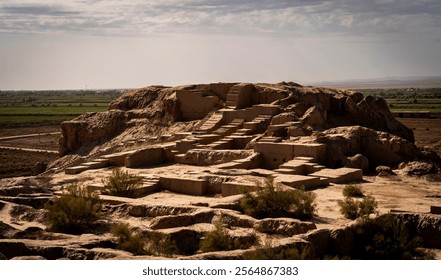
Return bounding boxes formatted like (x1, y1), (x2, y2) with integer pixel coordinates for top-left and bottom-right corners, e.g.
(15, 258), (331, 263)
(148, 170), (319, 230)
(301, 106), (325, 127)
(399, 161), (437, 176)
(345, 154), (369, 172)
(376, 165), (396, 176)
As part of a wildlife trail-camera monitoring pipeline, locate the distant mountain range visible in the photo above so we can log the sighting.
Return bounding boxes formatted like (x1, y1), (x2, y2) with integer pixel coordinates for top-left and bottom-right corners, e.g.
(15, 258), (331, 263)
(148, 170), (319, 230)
(312, 76), (441, 89)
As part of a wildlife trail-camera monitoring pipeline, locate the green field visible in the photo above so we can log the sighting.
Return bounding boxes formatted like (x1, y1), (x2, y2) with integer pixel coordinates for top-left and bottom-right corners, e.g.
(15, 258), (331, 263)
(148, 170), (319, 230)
(357, 88), (441, 113)
(0, 89), (124, 123)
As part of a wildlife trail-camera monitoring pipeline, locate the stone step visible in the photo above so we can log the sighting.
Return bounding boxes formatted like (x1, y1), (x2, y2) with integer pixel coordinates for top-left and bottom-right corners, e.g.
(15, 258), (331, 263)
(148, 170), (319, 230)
(235, 128), (253, 134)
(275, 174), (322, 190)
(65, 165), (89, 175)
(194, 134), (222, 144)
(309, 168), (363, 184)
(102, 151), (135, 166)
(295, 156), (315, 162)
(243, 121), (259, 130)
(82, 159), (109, 169)
(259, 137), (282, 143)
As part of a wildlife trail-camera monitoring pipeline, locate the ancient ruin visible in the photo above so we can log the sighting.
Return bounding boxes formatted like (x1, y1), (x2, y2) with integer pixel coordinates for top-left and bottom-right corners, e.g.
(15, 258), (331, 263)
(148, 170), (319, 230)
(1, 82), (440, 259)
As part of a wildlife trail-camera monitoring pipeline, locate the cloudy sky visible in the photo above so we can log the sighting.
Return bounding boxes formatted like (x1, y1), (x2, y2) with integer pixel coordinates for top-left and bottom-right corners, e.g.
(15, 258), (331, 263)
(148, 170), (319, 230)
(1, 0), (441, 90)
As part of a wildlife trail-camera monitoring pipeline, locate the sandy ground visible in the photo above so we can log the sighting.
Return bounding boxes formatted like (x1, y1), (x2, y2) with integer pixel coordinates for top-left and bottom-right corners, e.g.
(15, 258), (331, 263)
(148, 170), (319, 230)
(398, 118), (441, 156)
(48, 164), (441, 231)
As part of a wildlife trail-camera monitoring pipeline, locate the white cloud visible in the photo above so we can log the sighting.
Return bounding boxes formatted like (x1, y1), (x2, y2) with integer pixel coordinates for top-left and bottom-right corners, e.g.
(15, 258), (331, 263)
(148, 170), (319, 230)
(0, 0), (439, 38)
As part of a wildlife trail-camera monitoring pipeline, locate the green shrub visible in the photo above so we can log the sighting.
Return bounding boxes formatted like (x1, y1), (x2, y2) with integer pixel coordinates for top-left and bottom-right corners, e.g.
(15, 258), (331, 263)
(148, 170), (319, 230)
(112, 223), (146, 255)
(45, 184), (101, 234)
(338, 195), (378, 220)
(102, 168), (143, 198)
(337, 197), (359, 220)
(146, 231), (178, 256)
(240, 177), (316, 219)
(199, 221), (258, 253)
(358, 195), (378, 217)
(342, 185), (364, 198)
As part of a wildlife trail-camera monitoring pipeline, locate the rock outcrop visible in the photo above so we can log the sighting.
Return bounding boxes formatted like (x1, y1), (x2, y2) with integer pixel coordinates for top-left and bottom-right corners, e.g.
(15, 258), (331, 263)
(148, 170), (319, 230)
(319, 126), (425, 168)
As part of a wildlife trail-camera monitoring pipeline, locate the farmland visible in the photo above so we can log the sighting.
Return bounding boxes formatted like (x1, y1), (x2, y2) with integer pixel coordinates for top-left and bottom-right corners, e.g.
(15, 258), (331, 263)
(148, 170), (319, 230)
(0, 89), (124, 123)
(358, 88), (441, 114)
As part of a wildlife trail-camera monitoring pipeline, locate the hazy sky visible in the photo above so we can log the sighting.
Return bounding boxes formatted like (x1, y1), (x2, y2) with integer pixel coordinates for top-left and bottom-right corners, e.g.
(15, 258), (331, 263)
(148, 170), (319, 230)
(1, 0), (441, 90)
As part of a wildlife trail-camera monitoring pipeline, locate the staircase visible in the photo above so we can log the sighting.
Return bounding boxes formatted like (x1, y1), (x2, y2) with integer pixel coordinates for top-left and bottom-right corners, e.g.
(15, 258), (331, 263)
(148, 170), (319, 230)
(225, 87), (240, 108)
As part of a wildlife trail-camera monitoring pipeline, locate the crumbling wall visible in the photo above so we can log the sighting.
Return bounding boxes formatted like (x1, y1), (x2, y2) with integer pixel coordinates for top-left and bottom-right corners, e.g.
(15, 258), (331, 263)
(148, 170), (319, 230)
(176, 90), (220, 120)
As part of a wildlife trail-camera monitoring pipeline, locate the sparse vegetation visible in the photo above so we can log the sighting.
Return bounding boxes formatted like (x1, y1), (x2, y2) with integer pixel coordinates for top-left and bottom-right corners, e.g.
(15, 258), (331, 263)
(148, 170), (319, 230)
(338, 184), (378, 220)
(352, 214), (435, 260)
(199, 221), (258, 252)
(240, 177), (316, 219)
(45, 184), (101, 234)
(338, 195), (378, 220)
(243, 240), (311, 260)
(102, 168), (143, 198)
(343, 184), (364, 198)
(112, 223), (146, 255)
(146, 231), (178, 256)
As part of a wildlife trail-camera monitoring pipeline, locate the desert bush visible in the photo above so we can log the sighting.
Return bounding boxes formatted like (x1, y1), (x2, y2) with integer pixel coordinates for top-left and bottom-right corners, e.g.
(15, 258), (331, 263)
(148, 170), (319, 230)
(352, 214), (435, 259)
(45, 184), (101, 234)
(358, 195), (378, 217)
(342, 184), (364, 198)
(102, 168), (143, 198)
(112, 223), (146, 255)
(337, 197), (359, 220)
(243, 240), (310, 260)
(240, 177), (316, 219)
(338, 195), (378, 220)
(199, 221), (258, 253)
(146, 231), (177, 256)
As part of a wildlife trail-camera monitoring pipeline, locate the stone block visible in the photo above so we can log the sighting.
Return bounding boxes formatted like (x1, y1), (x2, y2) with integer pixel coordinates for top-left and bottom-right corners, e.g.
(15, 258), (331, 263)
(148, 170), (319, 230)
(125, 147), (165, 168)
(221, 182), (255, 197)
(309, 168), (362, 184)
(293, 143), (327, 164)
(159, 176), (208, 196)
(275, 174), (322, 190)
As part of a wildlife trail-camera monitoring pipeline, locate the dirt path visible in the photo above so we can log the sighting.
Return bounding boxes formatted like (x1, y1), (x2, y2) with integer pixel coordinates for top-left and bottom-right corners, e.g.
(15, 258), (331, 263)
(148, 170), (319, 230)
(0, 145), (58, 154)
(0, 132), (60, 141)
